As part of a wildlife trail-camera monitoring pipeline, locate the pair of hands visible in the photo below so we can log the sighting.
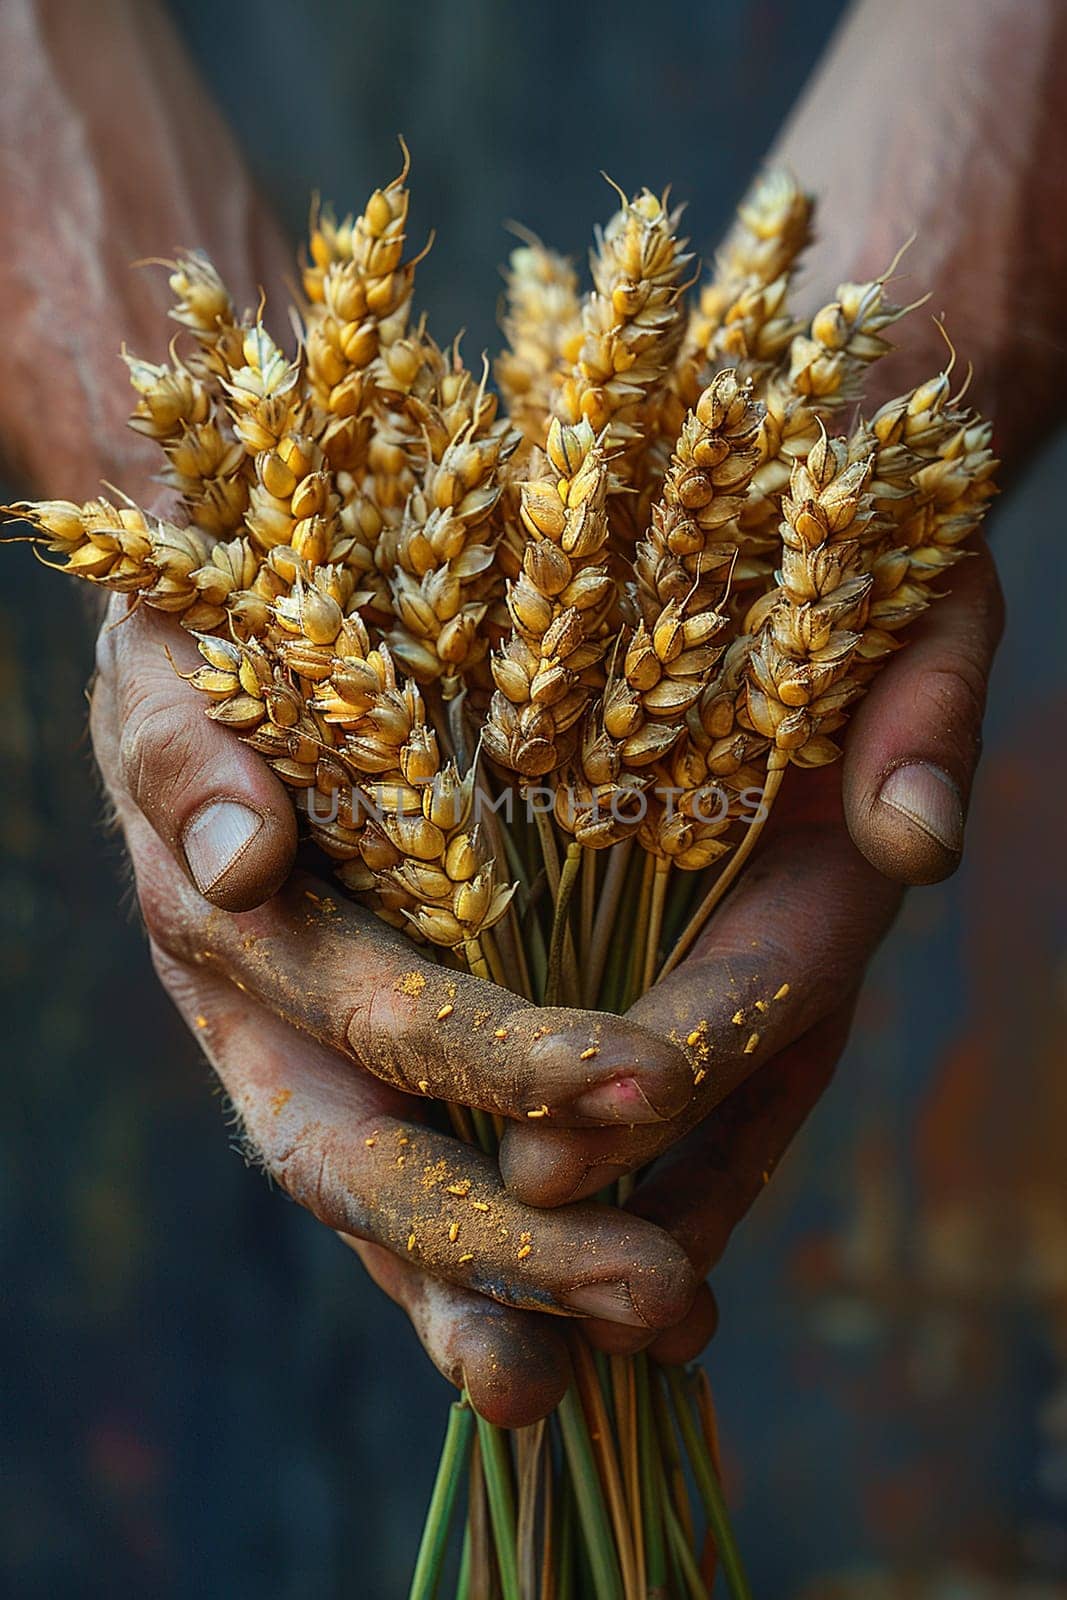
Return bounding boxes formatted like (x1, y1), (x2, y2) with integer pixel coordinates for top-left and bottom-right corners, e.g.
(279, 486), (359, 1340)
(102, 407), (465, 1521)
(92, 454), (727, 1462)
(90, 536), (1002, 1427)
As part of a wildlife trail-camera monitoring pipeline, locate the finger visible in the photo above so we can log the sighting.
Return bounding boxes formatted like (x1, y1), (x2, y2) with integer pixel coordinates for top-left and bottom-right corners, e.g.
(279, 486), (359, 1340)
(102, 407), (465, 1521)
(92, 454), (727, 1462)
(120, 790), (697, 1130)
(500, 818), (896, 1205)
(342, 1238), (571, 1428)
(842, 541), (1004, 884)
(626, 1003), (856, 1277)
(153, 939), (699, 1331)
(577, 1285), (720, 1362)
(645, 1286), (720, 1364)
(93, 596), (297, 910)
(583, 1006), (855, 1364)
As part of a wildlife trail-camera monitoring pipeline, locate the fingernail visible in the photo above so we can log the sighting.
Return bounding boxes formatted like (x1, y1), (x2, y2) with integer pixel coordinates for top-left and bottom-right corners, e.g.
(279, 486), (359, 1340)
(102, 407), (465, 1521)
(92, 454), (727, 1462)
(183, 801), (263, 894)
(878, 763), (963, 855)
(562, 1281), (645, 1327)
(569, 1075), (663, 1123)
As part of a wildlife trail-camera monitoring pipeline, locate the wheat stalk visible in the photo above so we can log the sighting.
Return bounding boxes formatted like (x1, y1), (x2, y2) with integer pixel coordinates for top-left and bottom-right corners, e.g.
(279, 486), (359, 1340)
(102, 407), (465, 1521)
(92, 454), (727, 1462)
(484, 417), (614, 779)
(496, 235), (582, 447)
(555, 186), (692, 514)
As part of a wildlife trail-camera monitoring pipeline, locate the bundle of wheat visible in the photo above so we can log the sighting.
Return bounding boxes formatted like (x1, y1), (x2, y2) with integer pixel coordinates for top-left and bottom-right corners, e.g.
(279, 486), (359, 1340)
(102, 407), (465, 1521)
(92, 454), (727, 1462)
(5, 155), (997, 1600)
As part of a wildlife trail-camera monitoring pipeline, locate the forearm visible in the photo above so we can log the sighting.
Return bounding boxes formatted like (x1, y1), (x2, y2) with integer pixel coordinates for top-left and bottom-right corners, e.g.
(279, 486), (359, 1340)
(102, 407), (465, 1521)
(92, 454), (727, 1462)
(0, 0), (287, 501)
(776, 0), (1067, 472)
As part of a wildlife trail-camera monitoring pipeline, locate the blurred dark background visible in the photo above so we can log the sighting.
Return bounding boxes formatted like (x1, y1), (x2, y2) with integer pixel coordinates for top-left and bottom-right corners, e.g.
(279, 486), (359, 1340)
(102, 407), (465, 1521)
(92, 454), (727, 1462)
(2, 1), (1065, 1595)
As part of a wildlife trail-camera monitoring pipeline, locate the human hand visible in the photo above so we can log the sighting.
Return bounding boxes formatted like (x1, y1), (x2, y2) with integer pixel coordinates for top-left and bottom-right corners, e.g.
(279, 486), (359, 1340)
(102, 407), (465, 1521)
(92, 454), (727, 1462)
(92, 525), (1001, 1405)
(91, 598), (720, 1426)
(496, 541), (1004, 1360)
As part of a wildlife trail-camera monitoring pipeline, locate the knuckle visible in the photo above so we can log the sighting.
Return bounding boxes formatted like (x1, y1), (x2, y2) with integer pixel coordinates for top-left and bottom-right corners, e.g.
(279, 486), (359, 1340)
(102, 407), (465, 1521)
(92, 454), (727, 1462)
(271, 1123), (335, 1218)
(915, 659), (987, 751)
(345, 979), (418, 1088)
(118, 696), (202, 820)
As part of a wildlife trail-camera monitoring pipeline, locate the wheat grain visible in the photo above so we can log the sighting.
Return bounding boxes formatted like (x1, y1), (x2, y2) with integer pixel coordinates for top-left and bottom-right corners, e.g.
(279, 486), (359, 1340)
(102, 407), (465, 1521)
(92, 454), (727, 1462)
(484, 417), (614, 779)
(555, 187), (692, 503)
(742, 429), (875, 768)
(496, 237), (582, 447)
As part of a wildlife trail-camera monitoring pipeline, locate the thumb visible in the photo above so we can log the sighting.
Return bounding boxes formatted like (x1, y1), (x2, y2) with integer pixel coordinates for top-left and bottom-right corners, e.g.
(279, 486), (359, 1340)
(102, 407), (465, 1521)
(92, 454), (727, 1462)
(842, 540), (1004, 884)
(94, 597), (297, 910)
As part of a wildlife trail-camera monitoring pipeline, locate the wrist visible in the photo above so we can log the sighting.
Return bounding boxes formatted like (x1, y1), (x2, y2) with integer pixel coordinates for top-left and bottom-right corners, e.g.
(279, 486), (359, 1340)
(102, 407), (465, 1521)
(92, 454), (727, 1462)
(775, 0), (1067, 475)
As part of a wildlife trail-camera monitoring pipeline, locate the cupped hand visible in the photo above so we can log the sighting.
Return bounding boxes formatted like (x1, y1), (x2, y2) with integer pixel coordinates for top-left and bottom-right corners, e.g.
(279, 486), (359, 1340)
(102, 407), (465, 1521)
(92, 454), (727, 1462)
(92, 597), (708, 1426)
(499, 542), (1004, 1359)
(91, 533), (1001, 1417)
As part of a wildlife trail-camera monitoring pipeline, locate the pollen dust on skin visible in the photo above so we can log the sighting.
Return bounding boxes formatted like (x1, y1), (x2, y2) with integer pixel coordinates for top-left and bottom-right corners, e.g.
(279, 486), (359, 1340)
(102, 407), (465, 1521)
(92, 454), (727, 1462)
(303, 889), (337, 916)
(672, 1019), (712, 1086)
(421, 1158), (449, 1193)
(269, 1088), (292, 1115)
(395, 971), (426, 998)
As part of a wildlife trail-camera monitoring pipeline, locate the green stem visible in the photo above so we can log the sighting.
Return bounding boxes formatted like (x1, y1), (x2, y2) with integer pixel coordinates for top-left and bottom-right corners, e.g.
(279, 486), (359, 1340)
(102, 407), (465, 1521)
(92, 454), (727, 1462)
(409, 1399), (474, 1600)
(469, 1107), (498, 1157)
(516, 1419), (546, 1600)
(635, 1355), (667, 1597)
(583, 839), (632, 1008)
(642, 858), (671, 996)
(599, 845), (646, 1013)
(651, 1363), (694, 1550)
(454, 1524), (470, 1600)
(540, 1428), (557, 1600)
(665, 1368), (752, 1600)
(544, 842), (582, 1006)
(663, 1493), (709, 1600)
(580, 846), (597, 977)
(623, 852), (655, 1012)
(557, 1468), (575, 1600)
(534, 805), (562, 899)
(660, 759), (784, 979)
(557, 1385), (624, 1600)
(474, 1413), (521, 1600)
